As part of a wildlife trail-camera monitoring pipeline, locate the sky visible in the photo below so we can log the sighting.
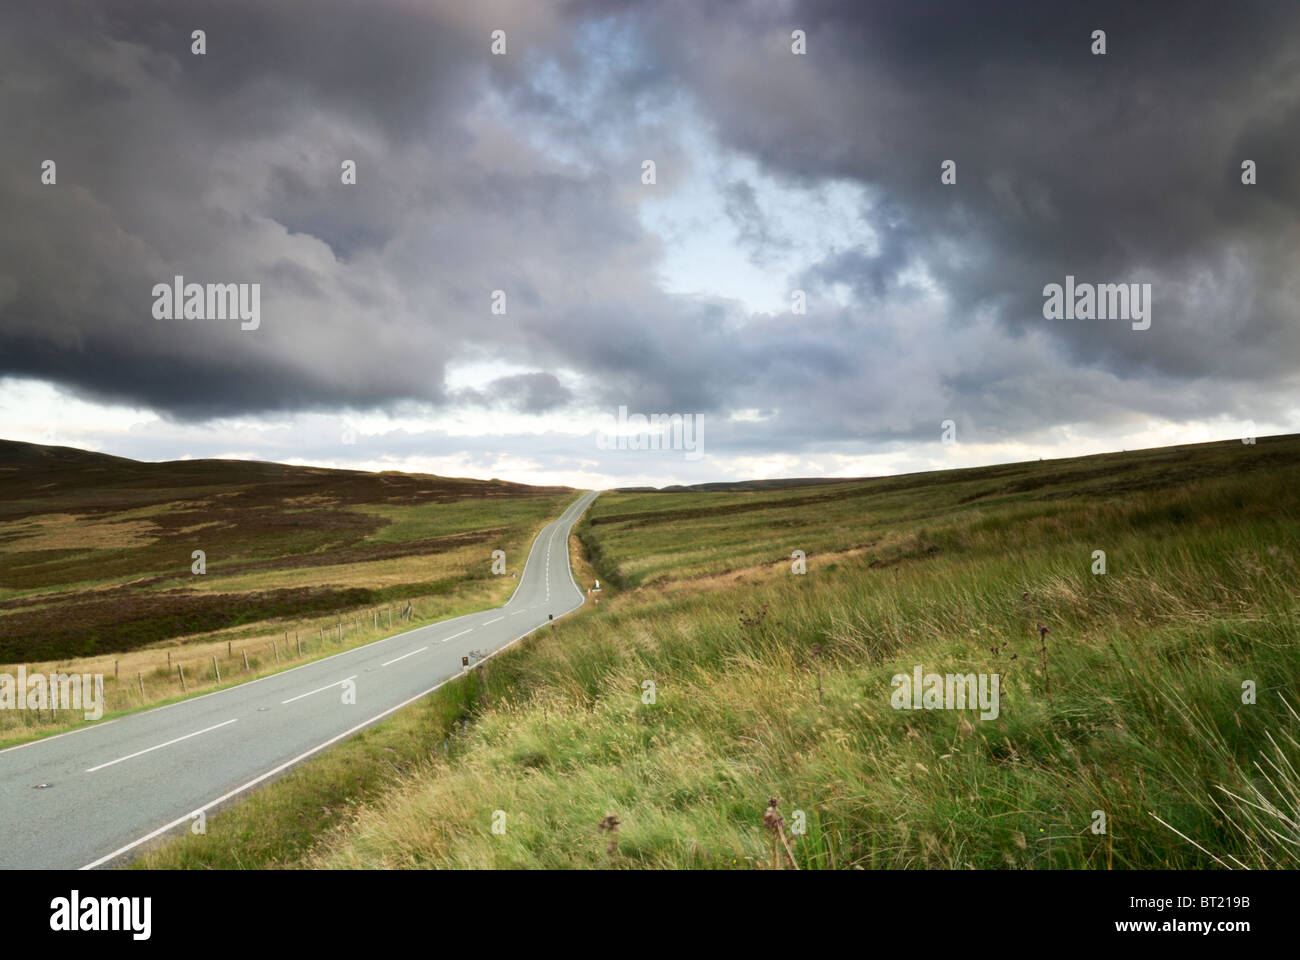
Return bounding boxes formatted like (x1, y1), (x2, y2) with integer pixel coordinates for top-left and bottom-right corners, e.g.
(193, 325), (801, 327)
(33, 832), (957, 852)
(1, 0), (1297, 489)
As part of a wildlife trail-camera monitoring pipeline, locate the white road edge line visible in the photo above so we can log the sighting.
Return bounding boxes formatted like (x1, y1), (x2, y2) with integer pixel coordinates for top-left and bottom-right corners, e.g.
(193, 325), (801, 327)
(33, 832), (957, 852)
(78, 490), (601, 871)
(380, 647), (427, 667)
(85, 718), (238, 773)
(281, 675), (357, 705)
(80, 676), (479, 869)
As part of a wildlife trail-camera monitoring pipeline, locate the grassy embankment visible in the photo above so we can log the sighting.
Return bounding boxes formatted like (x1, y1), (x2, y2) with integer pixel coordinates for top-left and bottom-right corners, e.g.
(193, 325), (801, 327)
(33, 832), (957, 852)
(141, 435), (1300, 869)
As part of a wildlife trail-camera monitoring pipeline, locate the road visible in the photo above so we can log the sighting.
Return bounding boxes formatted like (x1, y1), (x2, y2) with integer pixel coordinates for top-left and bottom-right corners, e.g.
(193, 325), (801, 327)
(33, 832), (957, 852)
(0, 490), (600, 869)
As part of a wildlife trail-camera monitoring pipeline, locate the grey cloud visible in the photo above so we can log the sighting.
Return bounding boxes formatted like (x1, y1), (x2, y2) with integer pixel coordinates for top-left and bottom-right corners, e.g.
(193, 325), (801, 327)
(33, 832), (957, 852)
(1, 0), (1296, 469)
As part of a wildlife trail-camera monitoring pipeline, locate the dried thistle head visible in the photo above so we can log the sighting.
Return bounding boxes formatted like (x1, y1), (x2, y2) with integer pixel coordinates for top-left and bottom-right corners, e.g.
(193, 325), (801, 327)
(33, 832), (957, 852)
(1037, 623), (1049, 638)
(763, 797), (784, 832)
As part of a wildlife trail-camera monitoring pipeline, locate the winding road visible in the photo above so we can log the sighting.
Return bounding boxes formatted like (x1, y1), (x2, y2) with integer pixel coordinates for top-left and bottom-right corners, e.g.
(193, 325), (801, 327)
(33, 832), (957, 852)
(0, 490), (599, 869)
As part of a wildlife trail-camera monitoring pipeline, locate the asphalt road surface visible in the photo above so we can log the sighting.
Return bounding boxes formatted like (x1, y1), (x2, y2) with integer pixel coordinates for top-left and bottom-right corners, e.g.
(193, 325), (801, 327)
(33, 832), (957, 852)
(0, 490), (599, 869)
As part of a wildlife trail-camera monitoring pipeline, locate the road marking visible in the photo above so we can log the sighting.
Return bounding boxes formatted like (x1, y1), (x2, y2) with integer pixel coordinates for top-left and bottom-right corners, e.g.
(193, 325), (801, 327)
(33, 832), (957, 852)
(281, 675), (357, 705)
(441, 628), (472, 643)
(483, 616), (504, 625)
(0, 718), (121, 756)
(85, 718), (238, 773)
(78, 490), (601, 871)
(510, 610), (529, 616)
(381, 647), (426, 667)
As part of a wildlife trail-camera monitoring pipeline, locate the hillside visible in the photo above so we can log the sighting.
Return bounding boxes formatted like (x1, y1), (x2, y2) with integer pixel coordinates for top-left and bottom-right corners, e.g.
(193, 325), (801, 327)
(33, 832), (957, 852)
(0, 439), (573, 739)
(139, 434), (1300, 869)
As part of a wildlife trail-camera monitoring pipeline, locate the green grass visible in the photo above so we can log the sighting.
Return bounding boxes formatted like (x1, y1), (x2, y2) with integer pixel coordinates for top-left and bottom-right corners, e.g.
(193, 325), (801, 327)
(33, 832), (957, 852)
(140, 435), (1300, 869)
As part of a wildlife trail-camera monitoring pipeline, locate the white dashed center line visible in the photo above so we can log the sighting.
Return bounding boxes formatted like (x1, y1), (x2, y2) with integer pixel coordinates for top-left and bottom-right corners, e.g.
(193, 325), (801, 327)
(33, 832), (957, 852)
(441, 628), (472, 643)
(282, 675), (357, 705)
(86, 718), (238, 773)
(381, 646), (427, 667)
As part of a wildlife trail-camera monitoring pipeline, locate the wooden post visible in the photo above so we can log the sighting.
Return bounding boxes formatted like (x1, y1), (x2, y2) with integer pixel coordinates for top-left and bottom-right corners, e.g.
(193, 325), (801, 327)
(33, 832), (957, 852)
(114, 660), (119, 679)
(167, 650), (171, 668)
(300, 634), (305, 656)
(243, 649), (250, 671)
(273, 640), (279, 662)
(178, 665), (186, 691)
(374, 610), (378, 629)
(212, 655), (221, 682)
(387, 607), (391, 628)
(227, 640), (232, 658)
(137, 672), (144, 698)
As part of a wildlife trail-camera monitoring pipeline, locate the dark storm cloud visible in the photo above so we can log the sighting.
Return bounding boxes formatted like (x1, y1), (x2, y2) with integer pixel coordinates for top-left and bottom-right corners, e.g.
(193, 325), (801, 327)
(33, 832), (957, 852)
(455, 372), (572, 414)
(522, 0), (1299, 449)
(0, 0), (629, 418)
(1, 0), (1296, 454)
(626, 0), (1300, 386)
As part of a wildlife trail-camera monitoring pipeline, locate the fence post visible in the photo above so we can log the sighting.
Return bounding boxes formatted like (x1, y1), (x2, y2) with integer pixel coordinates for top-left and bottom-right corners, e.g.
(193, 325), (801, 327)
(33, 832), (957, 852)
(212, 655), (221, 682)
(243, 649), (250, 671)
(137, 672), (144, 699)
(273, 640), (279, 662)
(178, 665), (186, 691)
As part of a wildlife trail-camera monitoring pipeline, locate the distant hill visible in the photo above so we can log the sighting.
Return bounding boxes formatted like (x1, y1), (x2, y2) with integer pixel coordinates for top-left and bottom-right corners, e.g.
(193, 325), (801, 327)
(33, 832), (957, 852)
(615, 477), (865, 493)
(0, 439), (567, 515)
(0, 439), (573, 662)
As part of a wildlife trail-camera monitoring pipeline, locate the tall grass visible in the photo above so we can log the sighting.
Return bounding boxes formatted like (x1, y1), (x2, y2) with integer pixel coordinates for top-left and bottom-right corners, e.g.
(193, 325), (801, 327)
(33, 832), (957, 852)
(143, 437), (1300, 869)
